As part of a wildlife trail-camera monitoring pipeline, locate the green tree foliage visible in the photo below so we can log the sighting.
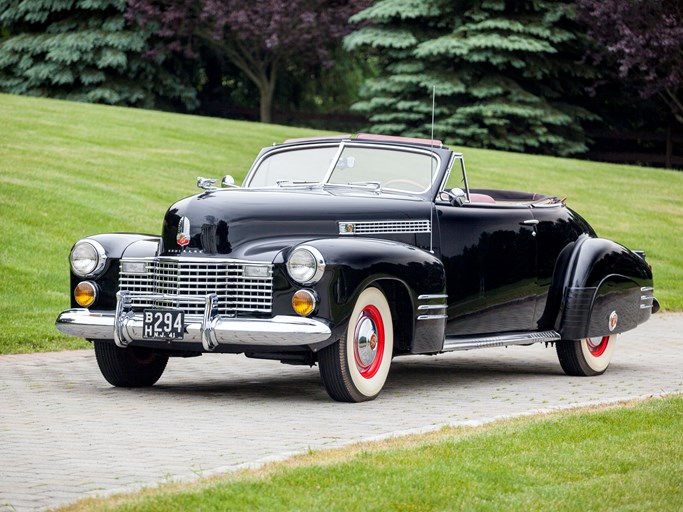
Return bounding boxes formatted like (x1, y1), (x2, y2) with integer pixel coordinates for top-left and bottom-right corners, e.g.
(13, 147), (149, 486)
(0, 0), (196, 109)
(346, 0), (597, 156)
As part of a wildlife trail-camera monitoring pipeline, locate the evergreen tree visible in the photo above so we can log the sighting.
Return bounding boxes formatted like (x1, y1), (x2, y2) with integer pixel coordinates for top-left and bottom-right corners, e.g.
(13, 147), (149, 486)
(0, 0), (196, 109)
(346, 0), (597, 156)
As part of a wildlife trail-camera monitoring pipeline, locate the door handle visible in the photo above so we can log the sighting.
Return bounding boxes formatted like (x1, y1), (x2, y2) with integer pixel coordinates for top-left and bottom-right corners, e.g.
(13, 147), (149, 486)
(522, 219), (539, 226)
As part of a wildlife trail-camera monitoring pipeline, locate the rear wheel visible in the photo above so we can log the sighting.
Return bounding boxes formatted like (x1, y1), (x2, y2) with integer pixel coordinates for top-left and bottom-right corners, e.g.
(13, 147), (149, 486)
(94, 341), (168, 387)
(556, 335), (617, 376)
(319, 287), (394, 402)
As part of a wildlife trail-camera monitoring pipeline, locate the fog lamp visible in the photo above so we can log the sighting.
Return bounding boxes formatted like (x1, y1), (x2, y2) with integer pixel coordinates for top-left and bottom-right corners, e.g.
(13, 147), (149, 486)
(74, 281), (98, 308)
(292, 290), (316, 317)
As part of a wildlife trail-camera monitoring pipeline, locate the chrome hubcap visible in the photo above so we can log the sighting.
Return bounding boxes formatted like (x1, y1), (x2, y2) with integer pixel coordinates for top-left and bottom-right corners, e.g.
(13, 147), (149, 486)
(586, 336), (610, 357)
(355, 313), (378, 369)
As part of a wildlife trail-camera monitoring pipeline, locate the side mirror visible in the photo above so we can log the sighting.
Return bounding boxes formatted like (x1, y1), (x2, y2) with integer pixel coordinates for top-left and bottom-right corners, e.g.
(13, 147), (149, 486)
(221, 175), (237, 188)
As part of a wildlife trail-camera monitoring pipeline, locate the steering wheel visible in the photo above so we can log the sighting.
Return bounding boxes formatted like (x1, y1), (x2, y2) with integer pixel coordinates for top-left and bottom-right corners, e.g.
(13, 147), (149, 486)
(383, 178), (425, 191)
(439, 188), (466, 206)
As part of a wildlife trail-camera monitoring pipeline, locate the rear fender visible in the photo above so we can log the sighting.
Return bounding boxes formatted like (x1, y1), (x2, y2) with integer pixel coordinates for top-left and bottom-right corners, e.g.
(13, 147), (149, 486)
(555, 236), (653, 339)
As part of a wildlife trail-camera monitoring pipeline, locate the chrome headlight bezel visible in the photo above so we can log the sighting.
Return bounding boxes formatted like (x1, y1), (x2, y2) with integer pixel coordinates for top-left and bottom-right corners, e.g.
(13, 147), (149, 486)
(286, 246), (325, 285)
(70, 240), (107, 278)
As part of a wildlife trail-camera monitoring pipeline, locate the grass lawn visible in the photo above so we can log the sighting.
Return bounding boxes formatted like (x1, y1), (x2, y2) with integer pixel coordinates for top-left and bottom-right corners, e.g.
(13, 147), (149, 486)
(58, 395), (683, 512)
(1, 93), (681, 354)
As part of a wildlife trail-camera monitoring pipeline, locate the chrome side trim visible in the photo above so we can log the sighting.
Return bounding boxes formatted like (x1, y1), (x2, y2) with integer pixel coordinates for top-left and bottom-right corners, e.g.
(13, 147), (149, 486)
(338, 220), (431, 235)
(56, 309), (332, 347)
(418, 294), (448, 300)
(417, 314), (448, 321)
(417, 294), (448, 321)
(639, 288), (655, 310)
(443, 330), (561, 352)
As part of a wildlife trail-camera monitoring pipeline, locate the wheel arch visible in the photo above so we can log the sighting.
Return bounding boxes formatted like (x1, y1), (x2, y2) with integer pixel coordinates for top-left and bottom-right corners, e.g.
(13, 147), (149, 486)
(371, 278), (414, 355)
(299, 237), (447, 354)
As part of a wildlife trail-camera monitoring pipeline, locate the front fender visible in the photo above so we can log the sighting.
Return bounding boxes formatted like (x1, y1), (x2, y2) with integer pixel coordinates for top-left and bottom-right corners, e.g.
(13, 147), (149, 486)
(556, 236), (654, 339)
(69, 233), (161, 309)
(280, 238), (447, 353)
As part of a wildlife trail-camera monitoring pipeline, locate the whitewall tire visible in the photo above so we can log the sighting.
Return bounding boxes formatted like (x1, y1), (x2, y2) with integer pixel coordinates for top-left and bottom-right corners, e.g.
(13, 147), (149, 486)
(556, 335), (617, 376)
(318, 287), (394, 402)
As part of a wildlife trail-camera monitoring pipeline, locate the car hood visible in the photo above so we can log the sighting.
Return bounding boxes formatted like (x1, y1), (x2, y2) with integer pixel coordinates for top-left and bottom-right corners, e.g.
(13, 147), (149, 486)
(161, 188), (432, 261)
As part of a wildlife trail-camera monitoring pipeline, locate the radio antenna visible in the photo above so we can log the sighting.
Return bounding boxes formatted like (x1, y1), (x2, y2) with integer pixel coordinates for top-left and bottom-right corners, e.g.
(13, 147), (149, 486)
(429, 85), (436, 254)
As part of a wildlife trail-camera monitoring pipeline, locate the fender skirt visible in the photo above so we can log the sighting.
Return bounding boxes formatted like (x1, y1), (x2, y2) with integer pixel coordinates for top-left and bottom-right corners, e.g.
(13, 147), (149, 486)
(556, 236), (654, 340)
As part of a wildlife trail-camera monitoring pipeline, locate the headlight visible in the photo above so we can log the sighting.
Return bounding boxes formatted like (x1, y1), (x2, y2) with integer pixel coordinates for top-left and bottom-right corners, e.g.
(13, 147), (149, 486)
(70, 240), (107, 277)
(286, 246), (325, 284)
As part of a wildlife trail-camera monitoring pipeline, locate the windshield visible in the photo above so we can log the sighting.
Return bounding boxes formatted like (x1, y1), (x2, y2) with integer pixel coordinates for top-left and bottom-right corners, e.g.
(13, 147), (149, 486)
(246, 143), (440, 194)
(247, 146), (338, 187)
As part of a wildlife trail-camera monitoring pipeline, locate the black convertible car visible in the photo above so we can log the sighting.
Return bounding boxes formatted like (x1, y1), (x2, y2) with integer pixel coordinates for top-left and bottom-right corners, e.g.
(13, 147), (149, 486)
(56, 134), (658, 402)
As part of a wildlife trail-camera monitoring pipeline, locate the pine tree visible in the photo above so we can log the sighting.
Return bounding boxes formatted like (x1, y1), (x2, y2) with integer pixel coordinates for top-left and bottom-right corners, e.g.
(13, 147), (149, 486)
(346, 0), (597, 156)
(0, 0), (196, 109)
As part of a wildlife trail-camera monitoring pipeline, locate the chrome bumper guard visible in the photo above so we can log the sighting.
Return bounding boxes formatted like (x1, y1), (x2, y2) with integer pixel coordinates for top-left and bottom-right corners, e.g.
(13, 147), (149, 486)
(56, 291), (332, 351)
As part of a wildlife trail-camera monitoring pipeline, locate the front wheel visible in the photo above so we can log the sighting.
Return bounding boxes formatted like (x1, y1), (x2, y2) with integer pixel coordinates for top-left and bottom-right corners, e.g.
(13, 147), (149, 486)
(556, 335), (617, 376)
(94, 341), (169, 387)
(319, 287), (394, 402)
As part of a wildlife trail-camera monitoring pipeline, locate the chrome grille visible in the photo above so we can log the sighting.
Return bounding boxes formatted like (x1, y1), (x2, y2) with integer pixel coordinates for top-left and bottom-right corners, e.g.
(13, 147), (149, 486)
(118, 258), (273, 316)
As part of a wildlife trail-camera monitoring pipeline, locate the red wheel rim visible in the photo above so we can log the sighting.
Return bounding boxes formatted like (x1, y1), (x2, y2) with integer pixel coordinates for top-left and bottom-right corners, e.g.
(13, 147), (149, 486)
(353, 305), (385, 379)
(586, 336), (610, 357)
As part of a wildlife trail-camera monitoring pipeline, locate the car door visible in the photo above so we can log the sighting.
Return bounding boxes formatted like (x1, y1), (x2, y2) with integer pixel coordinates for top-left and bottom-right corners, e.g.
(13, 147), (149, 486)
(529, 203), (597, 328)
(437, 203), (539, 336)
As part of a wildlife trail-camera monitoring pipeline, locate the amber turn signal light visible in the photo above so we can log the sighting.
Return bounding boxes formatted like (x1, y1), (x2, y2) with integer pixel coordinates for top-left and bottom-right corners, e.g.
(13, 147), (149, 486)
(292, 290), (316, 317)
(74, 281), (97, 307)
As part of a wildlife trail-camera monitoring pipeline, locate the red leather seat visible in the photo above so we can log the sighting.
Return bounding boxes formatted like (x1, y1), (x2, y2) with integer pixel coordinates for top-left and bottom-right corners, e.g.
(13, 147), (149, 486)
(469, 193), (496, 203)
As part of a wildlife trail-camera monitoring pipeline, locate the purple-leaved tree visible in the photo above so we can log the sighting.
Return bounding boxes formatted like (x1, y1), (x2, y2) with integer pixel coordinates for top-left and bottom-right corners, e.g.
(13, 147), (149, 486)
(575, 0), (683, 125)
(127, 0), (370, 123)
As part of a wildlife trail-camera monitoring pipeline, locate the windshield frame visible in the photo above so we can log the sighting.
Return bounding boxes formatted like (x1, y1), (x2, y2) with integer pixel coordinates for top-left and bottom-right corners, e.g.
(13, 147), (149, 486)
(243, 140), (450, 200)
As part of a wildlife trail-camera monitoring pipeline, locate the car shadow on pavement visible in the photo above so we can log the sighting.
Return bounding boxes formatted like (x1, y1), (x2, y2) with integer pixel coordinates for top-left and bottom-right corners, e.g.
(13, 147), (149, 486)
(113, 351), (574, 402)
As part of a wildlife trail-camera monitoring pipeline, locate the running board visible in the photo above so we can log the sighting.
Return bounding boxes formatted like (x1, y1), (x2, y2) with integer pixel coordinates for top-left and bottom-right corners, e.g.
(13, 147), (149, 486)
(442, 330), (561, 352)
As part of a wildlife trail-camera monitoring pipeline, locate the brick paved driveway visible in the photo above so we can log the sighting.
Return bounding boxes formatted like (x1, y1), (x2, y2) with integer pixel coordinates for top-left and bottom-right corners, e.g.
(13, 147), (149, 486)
(1, 313), (681, 511)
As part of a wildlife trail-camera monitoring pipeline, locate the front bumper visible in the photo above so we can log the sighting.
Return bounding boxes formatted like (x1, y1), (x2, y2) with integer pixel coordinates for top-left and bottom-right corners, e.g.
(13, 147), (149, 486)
(56, 291), (332, 351)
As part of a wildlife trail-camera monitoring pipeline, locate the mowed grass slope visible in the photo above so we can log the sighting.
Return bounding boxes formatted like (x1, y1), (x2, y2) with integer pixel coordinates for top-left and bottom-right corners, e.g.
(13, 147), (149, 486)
(0, 93), (318, 353)
(1, 93), (681, 353)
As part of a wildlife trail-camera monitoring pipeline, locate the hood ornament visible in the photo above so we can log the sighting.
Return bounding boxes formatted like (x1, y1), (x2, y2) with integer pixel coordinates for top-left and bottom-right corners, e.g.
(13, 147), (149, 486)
(197, 177), (217, 191)
(177, 217), (191, 247)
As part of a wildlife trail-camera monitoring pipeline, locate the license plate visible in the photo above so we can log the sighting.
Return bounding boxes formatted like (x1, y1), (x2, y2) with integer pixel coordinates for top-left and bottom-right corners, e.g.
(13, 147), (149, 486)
(142, 309), (184, 340)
